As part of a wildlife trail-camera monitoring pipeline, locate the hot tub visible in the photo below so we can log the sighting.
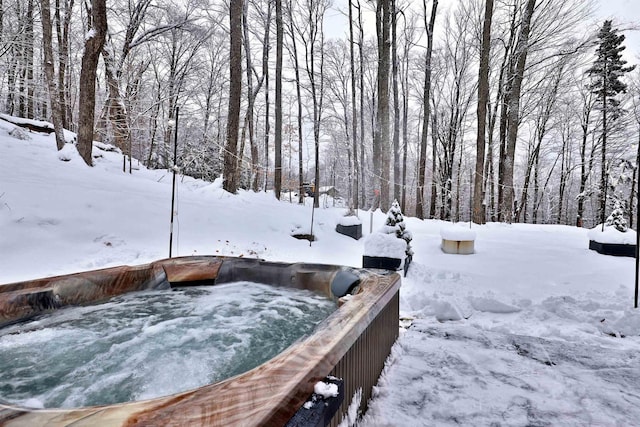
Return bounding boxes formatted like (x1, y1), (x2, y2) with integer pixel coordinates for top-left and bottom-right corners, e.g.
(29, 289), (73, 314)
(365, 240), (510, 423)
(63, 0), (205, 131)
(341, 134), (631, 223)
(0, 256), (400, 426)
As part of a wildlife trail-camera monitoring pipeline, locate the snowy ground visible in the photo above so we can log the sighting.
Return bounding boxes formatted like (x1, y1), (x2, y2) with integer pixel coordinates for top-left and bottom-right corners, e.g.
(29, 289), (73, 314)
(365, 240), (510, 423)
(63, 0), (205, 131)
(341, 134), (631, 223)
(1, 118), (640, 426)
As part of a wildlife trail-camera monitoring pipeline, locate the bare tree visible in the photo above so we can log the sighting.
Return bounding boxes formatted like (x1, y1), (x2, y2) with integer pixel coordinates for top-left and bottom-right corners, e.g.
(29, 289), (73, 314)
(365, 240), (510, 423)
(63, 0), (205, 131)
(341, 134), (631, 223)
(292, 0), (329, 208)
(348, 0), (359, 212)
(416, 0), (437, 218)
(473, 0), (493, 224)
(284, 0), (305, 204)
(391, 0), (400, 203)
(242, 0), (269, 190)
(260, 0), (272, 192)
(399, 11), (418, 213)
(497, 0), (536, 222)
(516, 58), (567, 222)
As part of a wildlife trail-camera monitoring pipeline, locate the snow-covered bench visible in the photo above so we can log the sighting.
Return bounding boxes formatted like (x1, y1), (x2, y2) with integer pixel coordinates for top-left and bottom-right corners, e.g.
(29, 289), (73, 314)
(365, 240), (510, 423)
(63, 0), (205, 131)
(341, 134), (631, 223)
(440, 226), (476, 255)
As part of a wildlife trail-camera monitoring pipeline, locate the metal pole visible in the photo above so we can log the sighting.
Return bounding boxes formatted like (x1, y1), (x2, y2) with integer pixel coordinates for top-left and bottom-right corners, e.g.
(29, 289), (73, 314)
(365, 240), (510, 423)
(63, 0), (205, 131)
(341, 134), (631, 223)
(601, 170), (608, 232)
(169, 107), (179, 258)
(469, 169), (473, 228)
(309, 201), (315, 247)
(633, 140), (640, 308)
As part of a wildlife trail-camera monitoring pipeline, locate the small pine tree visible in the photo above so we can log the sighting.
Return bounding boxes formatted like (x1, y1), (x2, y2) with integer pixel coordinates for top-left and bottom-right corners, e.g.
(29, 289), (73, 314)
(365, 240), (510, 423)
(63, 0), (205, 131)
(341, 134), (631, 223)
(384, 200), (413, 257)
(605, 202), (628, 232)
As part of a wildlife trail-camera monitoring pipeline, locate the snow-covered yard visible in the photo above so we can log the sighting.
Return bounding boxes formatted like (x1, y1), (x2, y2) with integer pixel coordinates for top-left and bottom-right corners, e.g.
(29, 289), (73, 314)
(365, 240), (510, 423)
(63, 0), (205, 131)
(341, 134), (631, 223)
(1, 120), (639, 426)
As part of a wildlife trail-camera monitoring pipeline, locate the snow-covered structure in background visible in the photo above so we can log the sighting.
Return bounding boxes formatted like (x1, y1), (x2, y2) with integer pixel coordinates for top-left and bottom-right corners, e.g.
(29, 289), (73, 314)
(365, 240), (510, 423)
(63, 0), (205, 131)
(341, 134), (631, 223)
(588, 204), (636, 257)
(440, 224), (476, 255)
(336, 213), (362, 240)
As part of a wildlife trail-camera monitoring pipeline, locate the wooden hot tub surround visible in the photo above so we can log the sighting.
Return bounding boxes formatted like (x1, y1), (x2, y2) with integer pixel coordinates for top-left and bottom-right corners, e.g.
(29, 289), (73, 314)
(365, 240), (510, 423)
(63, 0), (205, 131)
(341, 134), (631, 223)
(0, 256), (401, 427)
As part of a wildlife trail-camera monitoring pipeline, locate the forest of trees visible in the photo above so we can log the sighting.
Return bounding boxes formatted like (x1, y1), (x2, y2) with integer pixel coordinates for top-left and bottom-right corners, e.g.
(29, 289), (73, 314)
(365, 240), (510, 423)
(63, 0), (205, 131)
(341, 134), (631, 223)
(1, 0), (639, 227)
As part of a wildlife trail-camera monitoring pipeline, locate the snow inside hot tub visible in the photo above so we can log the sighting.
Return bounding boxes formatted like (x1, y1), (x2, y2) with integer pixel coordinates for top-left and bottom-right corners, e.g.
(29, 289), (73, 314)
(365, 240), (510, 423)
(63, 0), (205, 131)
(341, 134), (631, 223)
(0, 281), (336, 409)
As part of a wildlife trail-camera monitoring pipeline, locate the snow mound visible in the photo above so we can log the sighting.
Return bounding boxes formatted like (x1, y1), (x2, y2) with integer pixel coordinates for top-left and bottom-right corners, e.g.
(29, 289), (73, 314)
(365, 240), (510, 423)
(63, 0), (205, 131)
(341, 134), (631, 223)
(57, 144), (79, 162)
(433, 300), (464, 322)
(468, 296), (521, 314)
(612, 310), (640, 337)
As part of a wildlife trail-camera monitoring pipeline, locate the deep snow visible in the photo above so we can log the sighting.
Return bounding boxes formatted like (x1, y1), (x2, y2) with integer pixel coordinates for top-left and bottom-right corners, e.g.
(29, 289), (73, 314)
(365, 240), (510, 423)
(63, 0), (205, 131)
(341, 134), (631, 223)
(1, 118), (639, 426)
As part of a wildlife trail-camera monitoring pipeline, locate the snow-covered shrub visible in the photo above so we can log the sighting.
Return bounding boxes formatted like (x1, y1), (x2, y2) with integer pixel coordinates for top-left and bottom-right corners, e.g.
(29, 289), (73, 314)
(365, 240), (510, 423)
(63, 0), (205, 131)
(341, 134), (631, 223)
(382, 200), (413, 257)
(369, 200), (413, 258)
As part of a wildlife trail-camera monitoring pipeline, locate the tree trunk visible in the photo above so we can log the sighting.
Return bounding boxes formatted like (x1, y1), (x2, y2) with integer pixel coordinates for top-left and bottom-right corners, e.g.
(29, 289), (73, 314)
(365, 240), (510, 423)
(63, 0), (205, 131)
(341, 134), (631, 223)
(223, 0), (243, 193)
(263, 2), (272, 192)
(391, 0), (400, 204)
(242, 0), (265, 191)
(20, 0), (34, 118)
(348, 0), (359, 213)
(102, 48), (131, 170)
(430, 111), (438, 218)
(275, 0), (283, 199)
(358, 0), (366, 209)
(56, 0), (74, 129)
(40, 0), (66, 150)
(77, 0), (107, 166)
(499, 0), (536, 222)
(373, 0), (391, 211)
(576, 94), (593, 227)
(599, 74), (608, 225)
(401, 44), (409, 213)
(416, 0), (438, 218)
(285, 0), (305, 204)
(473, 0), (493, 224)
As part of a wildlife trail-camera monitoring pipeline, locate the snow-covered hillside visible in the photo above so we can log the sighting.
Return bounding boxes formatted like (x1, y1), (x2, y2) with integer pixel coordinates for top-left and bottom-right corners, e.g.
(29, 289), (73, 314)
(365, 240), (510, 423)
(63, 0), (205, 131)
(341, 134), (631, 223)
(1, 118), (639, 425)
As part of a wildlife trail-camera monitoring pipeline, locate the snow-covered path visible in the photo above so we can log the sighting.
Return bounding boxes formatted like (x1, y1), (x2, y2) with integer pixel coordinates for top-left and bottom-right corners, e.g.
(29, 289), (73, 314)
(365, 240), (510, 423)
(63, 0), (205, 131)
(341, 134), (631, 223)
(362, 318), (640, 426)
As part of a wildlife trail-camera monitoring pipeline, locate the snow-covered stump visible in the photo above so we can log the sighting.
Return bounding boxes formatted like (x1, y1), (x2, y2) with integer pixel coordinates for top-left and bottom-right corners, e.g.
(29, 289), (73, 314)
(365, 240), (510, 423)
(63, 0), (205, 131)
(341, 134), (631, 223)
(363, 232), (409, 274)
(588, 224), (637, 257)
(336, 215), (362, 240)
(440, 226), (476, 255)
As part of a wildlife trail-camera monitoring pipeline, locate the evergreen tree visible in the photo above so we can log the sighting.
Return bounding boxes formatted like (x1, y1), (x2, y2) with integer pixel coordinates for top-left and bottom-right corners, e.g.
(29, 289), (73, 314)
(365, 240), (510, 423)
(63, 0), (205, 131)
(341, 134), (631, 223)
(606, 201), (628, 232)
(384, 200), (413, 257)
(587, 20), (635, 225)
